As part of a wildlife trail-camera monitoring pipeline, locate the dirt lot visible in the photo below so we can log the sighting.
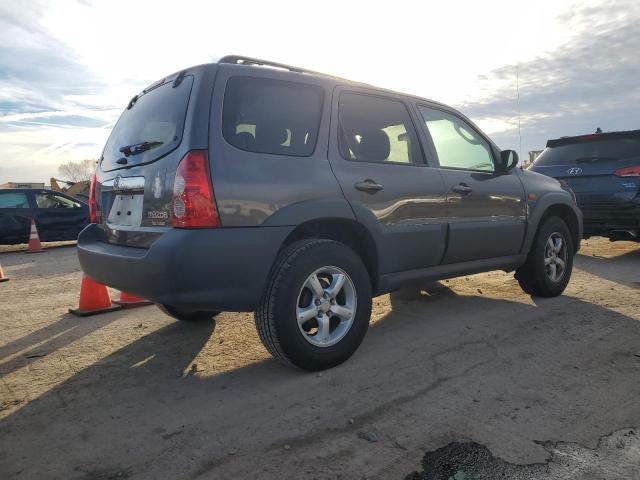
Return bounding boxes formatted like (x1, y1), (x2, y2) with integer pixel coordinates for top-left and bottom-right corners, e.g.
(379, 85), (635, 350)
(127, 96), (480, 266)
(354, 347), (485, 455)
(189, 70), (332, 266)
(1, 238), (639, 479)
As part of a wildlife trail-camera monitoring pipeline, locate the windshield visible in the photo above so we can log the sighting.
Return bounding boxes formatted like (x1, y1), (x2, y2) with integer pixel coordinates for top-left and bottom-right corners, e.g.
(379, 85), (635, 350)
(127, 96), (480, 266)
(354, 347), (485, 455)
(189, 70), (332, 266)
(534, 138), (640, 166)
(101, 76), (194, 171)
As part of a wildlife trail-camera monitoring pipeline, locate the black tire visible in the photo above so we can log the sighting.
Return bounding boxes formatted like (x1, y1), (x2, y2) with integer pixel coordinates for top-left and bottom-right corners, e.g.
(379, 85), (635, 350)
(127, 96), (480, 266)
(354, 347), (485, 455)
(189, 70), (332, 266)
(255, 239), (372, 371)
(158, 304), (221, 322)
(515, 216), (574, 297)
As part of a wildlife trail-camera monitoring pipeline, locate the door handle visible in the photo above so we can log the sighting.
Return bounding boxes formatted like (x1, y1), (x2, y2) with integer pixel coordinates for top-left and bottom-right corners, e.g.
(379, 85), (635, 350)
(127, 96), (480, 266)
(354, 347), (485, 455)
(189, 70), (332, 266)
(354, 179), (383, 194)
(451, 183), (473, 195)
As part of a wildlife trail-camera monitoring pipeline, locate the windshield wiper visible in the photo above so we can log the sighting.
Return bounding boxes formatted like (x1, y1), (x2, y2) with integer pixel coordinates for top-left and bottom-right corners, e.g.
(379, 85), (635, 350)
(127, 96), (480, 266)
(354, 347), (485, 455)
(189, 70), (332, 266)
(119, 141), (164, 157)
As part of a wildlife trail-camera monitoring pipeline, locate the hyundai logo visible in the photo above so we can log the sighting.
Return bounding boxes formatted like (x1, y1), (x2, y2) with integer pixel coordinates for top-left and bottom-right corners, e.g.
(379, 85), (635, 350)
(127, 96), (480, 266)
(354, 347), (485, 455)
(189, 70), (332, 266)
(567, 167), (583, 175)
(113, 175), (122, 189)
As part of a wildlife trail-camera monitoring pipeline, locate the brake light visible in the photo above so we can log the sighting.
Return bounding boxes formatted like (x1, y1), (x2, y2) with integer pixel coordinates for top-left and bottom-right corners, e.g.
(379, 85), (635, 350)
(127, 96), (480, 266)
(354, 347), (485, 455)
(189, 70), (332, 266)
(171, 150), (220, 228)
(88, 174), (98, 223)
(615, 166), (640, 177)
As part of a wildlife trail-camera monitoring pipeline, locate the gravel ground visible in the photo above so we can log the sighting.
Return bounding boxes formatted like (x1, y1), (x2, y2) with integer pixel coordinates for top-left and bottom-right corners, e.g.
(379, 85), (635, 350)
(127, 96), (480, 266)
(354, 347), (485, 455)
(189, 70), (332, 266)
(0, 238), (638, 479)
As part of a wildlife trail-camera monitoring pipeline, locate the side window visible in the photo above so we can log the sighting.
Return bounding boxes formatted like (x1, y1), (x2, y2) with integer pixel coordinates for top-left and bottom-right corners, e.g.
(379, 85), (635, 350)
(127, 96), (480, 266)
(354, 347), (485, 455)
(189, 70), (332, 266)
(0, 192), (30, 208)
(418, 106), (495, 172)
(338, 93), (422, 164)
(222, 77), (324, 157)
(35, 193), (79, 209)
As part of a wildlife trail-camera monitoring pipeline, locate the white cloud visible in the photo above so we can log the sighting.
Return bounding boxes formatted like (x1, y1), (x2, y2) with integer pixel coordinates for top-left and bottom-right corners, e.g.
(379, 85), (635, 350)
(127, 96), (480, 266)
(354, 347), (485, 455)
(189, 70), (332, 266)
(0, 0), (636, 182)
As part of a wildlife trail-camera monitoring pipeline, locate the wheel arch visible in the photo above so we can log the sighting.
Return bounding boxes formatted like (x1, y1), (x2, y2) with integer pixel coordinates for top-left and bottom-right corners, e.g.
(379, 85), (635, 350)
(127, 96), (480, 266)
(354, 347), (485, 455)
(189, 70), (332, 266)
(280, 218), (380, 292)
(525, 198), (581, 254)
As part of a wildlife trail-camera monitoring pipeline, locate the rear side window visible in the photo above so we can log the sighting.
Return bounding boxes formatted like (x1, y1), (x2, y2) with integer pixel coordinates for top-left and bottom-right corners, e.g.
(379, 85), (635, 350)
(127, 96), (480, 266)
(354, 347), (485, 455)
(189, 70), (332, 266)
(0, 192), (30, 208)
(534, 138), (640, 166)
(223, 77), (324, 157)
(338, 93), (422, 164)
(101, 76), (194, 171)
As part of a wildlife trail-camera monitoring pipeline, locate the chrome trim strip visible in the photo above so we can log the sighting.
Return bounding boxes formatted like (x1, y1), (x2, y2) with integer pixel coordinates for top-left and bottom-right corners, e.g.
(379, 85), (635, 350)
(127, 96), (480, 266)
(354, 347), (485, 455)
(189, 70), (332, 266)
(102, 176), (145, 191)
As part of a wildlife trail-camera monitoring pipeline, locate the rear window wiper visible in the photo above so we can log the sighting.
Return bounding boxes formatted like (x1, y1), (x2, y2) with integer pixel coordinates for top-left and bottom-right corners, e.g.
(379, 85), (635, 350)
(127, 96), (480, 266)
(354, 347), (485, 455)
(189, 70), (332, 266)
(119, 141), (164, 157)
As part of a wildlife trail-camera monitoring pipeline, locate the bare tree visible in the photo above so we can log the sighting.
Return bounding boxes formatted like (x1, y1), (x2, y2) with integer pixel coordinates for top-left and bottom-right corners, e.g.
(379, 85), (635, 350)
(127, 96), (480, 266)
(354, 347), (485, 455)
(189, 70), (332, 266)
(57, 159), (96, 182)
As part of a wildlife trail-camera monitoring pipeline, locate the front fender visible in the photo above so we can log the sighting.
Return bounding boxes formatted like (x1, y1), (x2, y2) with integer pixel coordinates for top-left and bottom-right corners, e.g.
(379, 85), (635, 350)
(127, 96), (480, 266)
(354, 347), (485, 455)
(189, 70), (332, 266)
(523, 192), (583, 254)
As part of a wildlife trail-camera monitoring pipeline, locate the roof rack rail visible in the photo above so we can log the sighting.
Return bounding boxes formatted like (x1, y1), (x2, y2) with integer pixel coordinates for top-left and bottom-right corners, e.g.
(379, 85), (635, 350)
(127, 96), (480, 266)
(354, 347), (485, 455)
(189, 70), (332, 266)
(218, 55), (353, 83)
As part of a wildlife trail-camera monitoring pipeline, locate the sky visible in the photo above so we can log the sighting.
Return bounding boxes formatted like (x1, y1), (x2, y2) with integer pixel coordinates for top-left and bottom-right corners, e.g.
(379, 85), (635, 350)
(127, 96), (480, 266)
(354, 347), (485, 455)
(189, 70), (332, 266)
(0, 0), (638, 183)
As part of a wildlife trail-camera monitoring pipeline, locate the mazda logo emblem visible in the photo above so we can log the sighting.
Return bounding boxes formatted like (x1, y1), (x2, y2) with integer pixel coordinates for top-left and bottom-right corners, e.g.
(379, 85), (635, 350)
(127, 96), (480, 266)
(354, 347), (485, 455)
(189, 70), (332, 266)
(113, 175), (122, 189)
(567, 167), (583, 175)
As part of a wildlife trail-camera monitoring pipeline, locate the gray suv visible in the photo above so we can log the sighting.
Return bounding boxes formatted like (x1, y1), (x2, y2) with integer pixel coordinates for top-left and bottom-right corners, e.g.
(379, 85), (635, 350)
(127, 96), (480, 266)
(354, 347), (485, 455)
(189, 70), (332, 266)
(78, 56), (583, 371)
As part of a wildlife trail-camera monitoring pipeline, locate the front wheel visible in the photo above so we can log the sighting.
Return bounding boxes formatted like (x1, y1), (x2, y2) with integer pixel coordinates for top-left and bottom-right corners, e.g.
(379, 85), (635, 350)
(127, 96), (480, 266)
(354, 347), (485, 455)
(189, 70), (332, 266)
(255, 239), (372, 371)
(515, 216), (574, 297)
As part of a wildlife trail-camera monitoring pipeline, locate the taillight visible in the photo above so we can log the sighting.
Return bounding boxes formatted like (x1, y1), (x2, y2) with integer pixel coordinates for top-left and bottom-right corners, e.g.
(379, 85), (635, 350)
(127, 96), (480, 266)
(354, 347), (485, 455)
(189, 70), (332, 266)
(615, 166), (640, 177)
(171, 150), (220, 228)
(88, 174), (98, 223)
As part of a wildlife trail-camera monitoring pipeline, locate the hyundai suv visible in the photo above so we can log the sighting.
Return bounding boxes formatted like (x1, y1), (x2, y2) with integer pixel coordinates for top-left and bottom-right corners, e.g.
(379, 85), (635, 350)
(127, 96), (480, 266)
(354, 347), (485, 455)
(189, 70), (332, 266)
(78, 56), (582, 371)
(529, 130), (640, 241)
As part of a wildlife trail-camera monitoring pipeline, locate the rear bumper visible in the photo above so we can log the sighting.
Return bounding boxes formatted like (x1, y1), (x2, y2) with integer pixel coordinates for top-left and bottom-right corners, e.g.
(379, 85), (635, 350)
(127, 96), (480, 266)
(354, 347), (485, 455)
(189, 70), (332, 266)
(77, 224), (293, 311)
(580, 198), (640, 238)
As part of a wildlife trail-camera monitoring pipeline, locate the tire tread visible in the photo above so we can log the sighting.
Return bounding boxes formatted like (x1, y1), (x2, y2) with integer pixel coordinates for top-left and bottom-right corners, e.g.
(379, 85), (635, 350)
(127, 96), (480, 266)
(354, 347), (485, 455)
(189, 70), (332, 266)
(255, 239), (336, 366)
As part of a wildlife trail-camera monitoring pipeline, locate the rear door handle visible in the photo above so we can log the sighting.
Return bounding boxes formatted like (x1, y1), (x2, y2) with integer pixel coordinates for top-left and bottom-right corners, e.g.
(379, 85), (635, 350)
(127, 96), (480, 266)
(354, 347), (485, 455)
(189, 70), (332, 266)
(451, 183), (473, 195)
(354, 179), (383, 194)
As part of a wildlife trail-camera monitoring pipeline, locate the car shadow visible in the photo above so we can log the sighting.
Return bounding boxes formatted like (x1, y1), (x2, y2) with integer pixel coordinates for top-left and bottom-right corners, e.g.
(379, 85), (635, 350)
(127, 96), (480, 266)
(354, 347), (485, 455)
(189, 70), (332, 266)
(1, 289), (640, 479)
(575, 247), (640, 288)
(0, 312), (124, 377)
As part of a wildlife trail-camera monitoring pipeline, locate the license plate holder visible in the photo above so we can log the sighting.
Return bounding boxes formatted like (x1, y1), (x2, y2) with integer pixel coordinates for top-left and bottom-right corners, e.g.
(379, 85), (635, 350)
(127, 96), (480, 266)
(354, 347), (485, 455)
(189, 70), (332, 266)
(107, 194), (144, 227)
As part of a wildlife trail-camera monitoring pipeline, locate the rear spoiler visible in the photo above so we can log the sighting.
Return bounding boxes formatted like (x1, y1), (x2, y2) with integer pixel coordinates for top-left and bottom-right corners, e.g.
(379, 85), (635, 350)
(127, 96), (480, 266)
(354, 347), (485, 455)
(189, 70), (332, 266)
(546, 129), (640, 148)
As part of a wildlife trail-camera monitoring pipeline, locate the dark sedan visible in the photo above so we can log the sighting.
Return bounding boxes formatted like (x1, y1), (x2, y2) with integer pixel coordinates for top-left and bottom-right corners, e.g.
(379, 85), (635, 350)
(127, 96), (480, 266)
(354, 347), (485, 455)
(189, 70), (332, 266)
(529, 130), (640, 241)
(0, 188), (89, 244)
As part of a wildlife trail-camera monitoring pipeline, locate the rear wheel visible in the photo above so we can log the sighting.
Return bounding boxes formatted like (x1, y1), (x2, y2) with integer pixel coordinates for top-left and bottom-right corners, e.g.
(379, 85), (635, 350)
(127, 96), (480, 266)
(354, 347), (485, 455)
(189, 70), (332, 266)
(158, 304), (220, 322)
(515, 216), (574, 297)
(255, 239), (372, 371)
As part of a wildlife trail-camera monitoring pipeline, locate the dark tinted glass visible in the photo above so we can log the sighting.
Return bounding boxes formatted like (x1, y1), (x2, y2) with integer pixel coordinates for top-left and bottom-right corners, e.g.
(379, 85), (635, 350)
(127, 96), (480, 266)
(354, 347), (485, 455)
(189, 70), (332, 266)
(222, 77), (323, 157)
(338, 93), (422, 164)
(534, 138), (640, 166)
(102, 76), (194, 171)
(0, 192), (29, 208)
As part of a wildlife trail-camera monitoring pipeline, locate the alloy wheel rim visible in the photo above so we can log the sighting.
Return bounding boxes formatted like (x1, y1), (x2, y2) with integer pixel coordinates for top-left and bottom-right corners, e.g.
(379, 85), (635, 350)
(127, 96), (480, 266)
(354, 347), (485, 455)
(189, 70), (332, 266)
(544, 232), (568, 282)
(296, 266), (357, 348)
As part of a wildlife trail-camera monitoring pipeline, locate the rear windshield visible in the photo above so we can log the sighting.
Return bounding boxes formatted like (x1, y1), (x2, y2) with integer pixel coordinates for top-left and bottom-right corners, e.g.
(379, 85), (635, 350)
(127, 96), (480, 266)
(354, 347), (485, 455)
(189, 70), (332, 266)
(101, 76), (194, 171)
(534, 138), (640, 166)
(222, 76), (323, 157)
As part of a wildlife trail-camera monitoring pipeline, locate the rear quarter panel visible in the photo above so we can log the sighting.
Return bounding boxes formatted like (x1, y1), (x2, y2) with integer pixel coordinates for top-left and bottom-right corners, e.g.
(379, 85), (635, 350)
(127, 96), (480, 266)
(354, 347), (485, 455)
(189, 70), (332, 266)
(208, 65), (351, 228)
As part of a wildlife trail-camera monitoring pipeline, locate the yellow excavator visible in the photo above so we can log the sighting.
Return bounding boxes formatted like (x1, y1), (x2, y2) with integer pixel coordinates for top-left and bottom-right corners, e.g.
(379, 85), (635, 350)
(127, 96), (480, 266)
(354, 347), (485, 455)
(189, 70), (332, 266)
(50, 178), (90, 201)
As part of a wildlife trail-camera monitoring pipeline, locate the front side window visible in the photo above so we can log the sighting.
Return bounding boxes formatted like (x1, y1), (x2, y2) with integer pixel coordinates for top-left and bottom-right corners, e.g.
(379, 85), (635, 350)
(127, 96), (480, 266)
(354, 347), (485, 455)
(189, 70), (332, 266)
(222, 77), (324, 157)
(35, 193), (79, 209)
(0, 192), (30, 208)
(338, 93), (422, 164)
(419, 107), (495, 172)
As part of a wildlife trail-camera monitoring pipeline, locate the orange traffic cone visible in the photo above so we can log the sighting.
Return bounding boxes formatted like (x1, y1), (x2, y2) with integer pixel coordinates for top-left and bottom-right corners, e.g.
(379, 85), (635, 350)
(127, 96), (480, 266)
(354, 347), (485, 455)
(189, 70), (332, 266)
(0, 262), (9, 283)
(114, 291), (152, 308)
(26, 219), (43, 253)
(69, 275), (122, 316)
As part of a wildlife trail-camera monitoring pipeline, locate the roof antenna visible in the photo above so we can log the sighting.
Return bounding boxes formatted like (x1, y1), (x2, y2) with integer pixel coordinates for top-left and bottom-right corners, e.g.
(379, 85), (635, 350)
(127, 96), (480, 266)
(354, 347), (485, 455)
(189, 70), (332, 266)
(516, 65), (522, 162)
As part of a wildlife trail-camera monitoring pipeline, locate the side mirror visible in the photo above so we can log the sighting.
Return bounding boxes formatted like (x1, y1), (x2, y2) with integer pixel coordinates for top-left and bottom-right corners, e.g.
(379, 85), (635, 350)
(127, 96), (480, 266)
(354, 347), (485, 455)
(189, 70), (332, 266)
(497, 150), (519, 173)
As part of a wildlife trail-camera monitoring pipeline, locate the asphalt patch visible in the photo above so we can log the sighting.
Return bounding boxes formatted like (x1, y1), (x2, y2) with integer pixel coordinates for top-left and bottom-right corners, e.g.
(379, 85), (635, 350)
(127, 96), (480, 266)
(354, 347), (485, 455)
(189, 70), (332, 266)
(404, 427), (640, 480)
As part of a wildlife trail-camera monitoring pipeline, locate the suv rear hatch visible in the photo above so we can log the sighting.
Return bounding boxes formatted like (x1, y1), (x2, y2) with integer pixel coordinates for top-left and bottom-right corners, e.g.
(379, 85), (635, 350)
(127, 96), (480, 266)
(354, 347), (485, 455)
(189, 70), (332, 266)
(94, 66), (217, 247)
(530, 131), (640, 205)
